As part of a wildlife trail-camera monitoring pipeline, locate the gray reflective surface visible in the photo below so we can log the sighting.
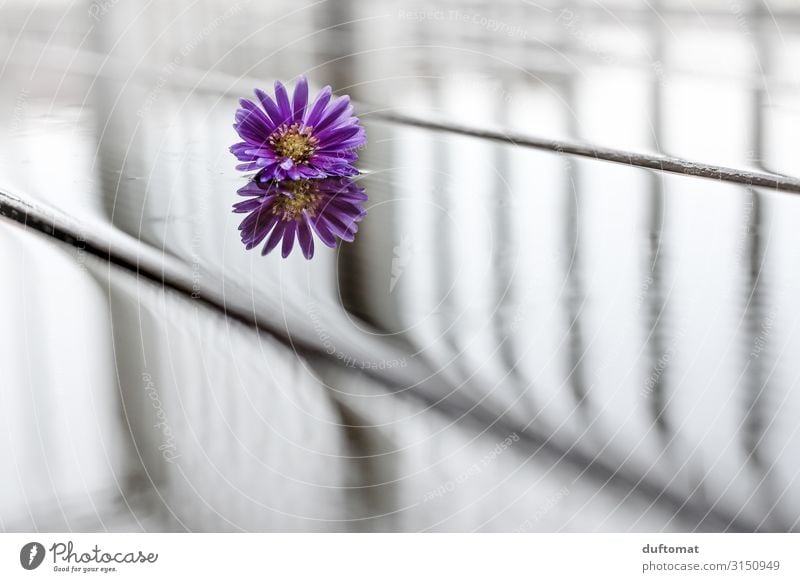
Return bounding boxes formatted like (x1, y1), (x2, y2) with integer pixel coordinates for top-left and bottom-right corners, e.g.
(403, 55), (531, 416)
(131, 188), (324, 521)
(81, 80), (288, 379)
(1, 221), (689, 531)
(1, 0), (800, 532)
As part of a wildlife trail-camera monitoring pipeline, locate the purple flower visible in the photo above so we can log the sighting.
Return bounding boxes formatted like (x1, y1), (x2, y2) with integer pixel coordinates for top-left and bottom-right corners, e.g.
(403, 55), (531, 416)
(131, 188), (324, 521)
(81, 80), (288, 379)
(233, 177), (368, 259)
(230, 76), (366, 181)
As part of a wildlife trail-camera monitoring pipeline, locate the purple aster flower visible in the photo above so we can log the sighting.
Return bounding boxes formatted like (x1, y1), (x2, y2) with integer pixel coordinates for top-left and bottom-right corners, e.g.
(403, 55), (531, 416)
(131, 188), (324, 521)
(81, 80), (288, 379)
(230, 76), (366, 180)
(233, 177), (368, 259)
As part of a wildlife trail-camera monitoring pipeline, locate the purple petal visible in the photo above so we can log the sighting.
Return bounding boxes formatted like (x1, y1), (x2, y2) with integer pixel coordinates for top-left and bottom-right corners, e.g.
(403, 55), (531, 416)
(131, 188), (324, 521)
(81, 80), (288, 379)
(330, 135), (367, 150)
(315, 122), (361, 142)
(260, 167), (289, 182)
(230, 142), (256, 159)
(326, 199), (366, 217)
(281, 221), (297, 258)
(263, 221), (286, 255)
(235, 161), (260, 171)
(328, 187), (367, 201)
(237, 180), (266, 194)
(297, 165), (323, 178)
(234, 106), (272, 131)
(233, 197), (268, 213)
(234, 122), (270, 146)
(313, 150), (358, 162)
(274, 81), (292, 125)
(242, 147), (275, 160)
(254, 88), (285, 127)
(286, 165), (302, 180)
(238, 210), (263, 233)
(238, 98), (275, 131)
(327, 210), (361, 235)
(304, 86), (332, 127)
(297, 215), (315, 259)
(308, 215), (337, 247)
(243, 213), (280, 249)
(314, 95), (352, 133)
(315, 163), (359, 177)
(316, 124), (363, 147)
(259, 158), (280, 171)
(292, 76), (309, 123)
(318, 214), (355, 242)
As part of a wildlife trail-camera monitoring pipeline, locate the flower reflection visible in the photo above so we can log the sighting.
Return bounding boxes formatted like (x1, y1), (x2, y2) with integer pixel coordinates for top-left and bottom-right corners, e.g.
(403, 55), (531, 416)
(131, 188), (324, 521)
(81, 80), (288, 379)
(234, 177), (367, 260)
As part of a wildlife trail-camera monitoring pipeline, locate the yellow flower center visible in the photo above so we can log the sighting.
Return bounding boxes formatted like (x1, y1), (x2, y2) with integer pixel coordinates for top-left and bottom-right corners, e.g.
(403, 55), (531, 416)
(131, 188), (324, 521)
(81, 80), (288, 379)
(271, 181), (321, 221)
(269, 123), (318, 163)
